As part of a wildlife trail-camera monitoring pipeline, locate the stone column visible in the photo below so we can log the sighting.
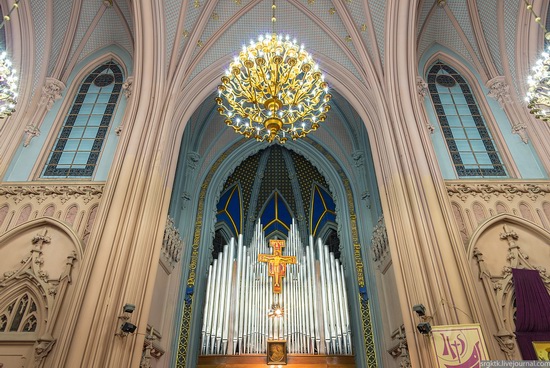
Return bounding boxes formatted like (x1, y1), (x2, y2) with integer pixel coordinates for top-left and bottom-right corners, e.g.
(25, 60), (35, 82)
(56, 2), (171, 367)
(378, 1), (490, 366)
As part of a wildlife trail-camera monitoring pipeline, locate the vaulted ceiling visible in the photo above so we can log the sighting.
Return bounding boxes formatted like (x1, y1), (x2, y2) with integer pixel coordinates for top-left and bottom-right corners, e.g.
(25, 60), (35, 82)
(14, 0), (548, 105)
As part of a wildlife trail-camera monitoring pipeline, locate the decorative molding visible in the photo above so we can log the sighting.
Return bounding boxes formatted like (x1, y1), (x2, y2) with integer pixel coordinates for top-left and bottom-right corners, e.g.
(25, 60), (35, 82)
(387, 325), (411, 368)
(446, 182), (550, 202)
(472, 224), (550, 359)
(187, 152), (200, 170)
(160, 217), (183, 273)
(511, 122), (529, 144)
(122, 76), (134, 98)
(0, 185), (104, 205)
(115, 125), (123, 136)
(352, 150), (364, 167)
(34, 335), (56, 368)
(23, 124), (41, 147)
(40, 78), (66, 111)
(0, 227), (77, 366)
(371, 215), (391, 273)
(416, 76), (429, 98)
(486, 76), (510, 107)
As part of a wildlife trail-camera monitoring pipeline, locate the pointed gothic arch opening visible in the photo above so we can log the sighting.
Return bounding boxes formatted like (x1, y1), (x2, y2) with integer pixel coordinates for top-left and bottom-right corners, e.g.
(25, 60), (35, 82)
(165, 85), (393, 368)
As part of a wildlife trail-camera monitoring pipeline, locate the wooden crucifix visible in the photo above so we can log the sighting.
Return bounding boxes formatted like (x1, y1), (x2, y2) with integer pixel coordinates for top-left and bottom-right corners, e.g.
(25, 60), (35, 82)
(258, 239), (297, 294)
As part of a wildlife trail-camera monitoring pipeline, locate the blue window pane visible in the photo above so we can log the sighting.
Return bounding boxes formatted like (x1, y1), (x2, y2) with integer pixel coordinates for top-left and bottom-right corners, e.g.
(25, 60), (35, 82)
(58, 152), (75, 164)
(83, 127), (99, 138)
(64, 139), (80, 150)
(73, 115), (89, 126)
(42, 61), (123, 178)
(427, 61), (506, 177)
(69, 127), (84, 138)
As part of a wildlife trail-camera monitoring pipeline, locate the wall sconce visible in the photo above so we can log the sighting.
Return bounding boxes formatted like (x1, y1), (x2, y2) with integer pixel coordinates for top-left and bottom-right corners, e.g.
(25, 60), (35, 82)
(116, 303), (137, 337)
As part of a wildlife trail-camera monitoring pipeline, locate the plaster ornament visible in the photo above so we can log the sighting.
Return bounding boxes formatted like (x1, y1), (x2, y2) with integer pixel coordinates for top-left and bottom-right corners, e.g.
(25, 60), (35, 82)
(115, 125), (123, 136)
(122, 76), (134, 98)
(486, 77), (511, 107)
(511, 123), (529, 144)
(494, 330), (516, 359)
(416, 76), (429, 98)
(40, 78), (65, 111)
(34, 335), (56, 367)
(23, 124), (40, 147)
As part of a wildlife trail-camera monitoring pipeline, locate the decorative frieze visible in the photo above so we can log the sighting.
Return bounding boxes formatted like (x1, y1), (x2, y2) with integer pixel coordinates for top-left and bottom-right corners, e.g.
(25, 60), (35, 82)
(447, 182), (550, 202)
(161, 217), (183, 273)
(0, 184), (103, 205)
(0, 183), (104, 243)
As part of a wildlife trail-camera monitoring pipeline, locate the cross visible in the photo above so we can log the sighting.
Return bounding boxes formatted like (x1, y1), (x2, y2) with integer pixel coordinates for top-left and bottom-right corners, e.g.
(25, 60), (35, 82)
(258, 239), (297, 294)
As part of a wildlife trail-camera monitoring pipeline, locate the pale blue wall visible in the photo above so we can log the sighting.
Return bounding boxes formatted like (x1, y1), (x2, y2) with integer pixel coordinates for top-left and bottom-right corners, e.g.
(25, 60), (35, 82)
(4, 45), (132, 182)
(419, 44), (547, 179)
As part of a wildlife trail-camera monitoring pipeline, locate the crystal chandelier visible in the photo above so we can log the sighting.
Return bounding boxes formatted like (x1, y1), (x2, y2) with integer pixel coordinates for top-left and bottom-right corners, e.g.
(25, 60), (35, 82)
(215, 1), (331, 143)
(524, 1), (550, 122)
(0, 0), (21, 118)
(0, 51), (18, 118)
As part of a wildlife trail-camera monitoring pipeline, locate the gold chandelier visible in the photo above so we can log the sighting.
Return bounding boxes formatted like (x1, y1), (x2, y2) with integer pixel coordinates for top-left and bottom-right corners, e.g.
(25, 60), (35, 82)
(0, 0), (21, 119)
(525, 1), (550, 122)
(216, 2), (331, 143)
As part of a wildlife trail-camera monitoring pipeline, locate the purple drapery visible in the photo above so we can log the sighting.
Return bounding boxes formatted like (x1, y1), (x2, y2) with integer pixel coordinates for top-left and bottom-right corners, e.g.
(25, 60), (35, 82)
(512, 268), (550, 360)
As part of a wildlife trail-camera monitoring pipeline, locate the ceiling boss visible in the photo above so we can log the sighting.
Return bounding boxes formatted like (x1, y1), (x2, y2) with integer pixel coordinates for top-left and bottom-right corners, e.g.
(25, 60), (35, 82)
(215, 0), (331, 143)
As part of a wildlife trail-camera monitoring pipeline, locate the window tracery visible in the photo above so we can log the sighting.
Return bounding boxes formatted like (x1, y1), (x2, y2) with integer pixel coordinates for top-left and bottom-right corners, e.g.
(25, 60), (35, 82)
(42, 61), (124, 178)
(427, 61), (507, 178)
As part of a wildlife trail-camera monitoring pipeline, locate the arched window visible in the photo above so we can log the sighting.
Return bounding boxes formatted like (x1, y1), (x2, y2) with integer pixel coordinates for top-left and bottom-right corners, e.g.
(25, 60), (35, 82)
(427, 61), (507, 178)
(42, 61), (124, 178)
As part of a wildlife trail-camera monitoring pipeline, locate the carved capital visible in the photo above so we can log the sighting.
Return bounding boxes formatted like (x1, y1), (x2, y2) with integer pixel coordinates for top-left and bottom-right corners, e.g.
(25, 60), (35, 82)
(40, 77), (65, 111)
(122, 76), (134, 98)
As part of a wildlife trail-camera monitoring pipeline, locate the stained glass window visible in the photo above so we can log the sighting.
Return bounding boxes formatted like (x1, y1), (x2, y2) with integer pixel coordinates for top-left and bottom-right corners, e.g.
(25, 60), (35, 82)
(427, 61), (507, 177)
(42, 61), (123, 178)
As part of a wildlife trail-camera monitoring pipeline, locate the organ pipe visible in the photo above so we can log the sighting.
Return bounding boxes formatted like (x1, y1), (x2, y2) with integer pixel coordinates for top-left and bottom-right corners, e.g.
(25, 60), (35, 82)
(201, 220), (353, 355)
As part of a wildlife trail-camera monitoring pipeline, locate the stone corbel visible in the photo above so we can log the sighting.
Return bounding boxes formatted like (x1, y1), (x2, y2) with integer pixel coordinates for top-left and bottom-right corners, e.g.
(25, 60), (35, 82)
(40, 77), (66, 111)
(33, 334), (56, 368)
(23, 77), (65, 147)
(23, 124), (41, 147)
(486, 76), (511, 107)
(494, 329), (516, 359)
(485, 76), (529, 144)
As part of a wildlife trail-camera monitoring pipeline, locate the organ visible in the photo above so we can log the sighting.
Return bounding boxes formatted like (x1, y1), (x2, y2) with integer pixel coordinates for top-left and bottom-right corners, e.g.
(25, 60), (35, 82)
(200, 219), (352, 356)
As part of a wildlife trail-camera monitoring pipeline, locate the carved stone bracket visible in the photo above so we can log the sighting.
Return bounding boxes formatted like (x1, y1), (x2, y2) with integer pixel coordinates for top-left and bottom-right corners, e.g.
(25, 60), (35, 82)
(33, 334), (56, 368)
(447, 182), (550, 202)
(23, 124), (41, 147)
(486, 76), (511, 107)
(40, 77), (66, 111)
(371, 215), (391, 273)
(122, 76), (134, 98)
(0, 184), (104, 205)
(388, 325), (411, 368)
